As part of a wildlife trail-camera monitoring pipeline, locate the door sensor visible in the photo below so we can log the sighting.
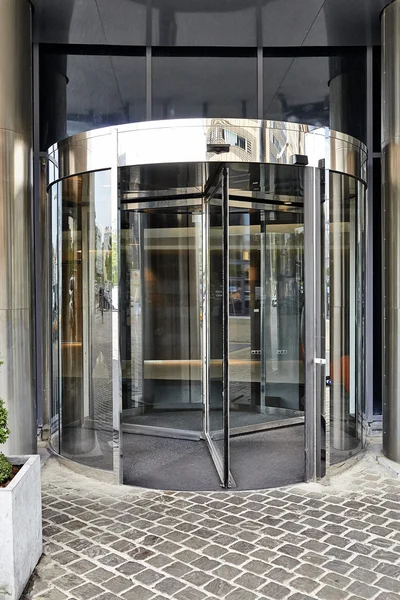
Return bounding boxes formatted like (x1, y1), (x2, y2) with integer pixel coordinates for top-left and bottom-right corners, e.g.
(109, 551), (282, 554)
(207, 143), (230, 154)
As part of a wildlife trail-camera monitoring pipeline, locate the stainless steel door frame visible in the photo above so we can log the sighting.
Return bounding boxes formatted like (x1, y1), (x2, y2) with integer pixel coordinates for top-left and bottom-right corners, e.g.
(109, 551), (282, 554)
(203, 165), (232, 488)
(304, 167), (325, 482)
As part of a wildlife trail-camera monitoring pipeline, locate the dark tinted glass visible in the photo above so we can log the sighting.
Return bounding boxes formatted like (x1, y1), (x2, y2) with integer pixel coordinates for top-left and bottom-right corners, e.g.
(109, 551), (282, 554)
(264, 53), (367, 142)
(264, 57), (330, 128)
(152, 56), (257, 119)
(40, 53), (146, 148)
(66, 55), (146, 136)
(151, 1), (257, 46)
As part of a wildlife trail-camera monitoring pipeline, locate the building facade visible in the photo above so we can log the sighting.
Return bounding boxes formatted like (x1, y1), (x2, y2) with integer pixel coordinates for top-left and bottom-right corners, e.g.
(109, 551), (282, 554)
(0, 0), (399, 489)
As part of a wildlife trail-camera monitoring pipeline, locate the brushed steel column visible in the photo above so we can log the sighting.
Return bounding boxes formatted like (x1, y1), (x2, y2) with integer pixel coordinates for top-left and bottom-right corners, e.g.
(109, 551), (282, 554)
(382, 0), (400, 462)
(0, 0), (35, 455)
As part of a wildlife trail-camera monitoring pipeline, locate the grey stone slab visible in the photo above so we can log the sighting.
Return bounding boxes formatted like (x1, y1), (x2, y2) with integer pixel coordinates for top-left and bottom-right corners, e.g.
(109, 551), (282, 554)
(98, 553), (127, 567)
(259, 581), (291, 599)
(376, 576), (400, 594)
(54, 574), (86, 591)
(122, 586), (154, 600)
(349, 567), (379, 584)
(320, 572), (351, 589)
(291, 577), (320, 593)
(35, 588), (68, 600)
(267, 567), (294, 583)
(347, 582), (380, 599)
(103, 576), (133, 593)
(316, 585), (349, 600)
(70, 583), (105, 600)
(183, 570), (214, 587)
(174, 587), (207, 600)
(225, 590), (258, 600)
(204, 578), (236, 596)
(234, 572), (266, 590)
(154, 577), (185, 595)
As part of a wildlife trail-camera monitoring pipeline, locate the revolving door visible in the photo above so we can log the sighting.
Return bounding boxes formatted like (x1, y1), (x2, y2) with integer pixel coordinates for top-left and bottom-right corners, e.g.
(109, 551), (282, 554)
(48, 119), (367, 490)
(119, 162), (321, 489)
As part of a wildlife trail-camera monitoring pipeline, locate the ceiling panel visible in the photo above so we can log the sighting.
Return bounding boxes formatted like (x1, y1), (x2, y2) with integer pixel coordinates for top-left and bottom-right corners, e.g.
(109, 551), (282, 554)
(33, 0), (386, 47)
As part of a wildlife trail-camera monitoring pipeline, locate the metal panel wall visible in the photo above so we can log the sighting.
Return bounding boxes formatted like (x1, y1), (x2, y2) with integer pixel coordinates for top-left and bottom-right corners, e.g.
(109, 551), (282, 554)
(382, 0), (400, 461)
(0, 0), (35, 454)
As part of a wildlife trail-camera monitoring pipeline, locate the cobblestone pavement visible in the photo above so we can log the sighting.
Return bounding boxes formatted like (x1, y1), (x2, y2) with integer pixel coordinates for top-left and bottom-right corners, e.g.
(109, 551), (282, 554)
(24, 448), (400, 600)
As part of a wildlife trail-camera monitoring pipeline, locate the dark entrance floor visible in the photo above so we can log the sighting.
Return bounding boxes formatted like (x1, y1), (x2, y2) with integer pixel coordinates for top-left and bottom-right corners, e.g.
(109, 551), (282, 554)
(122, 424), (305, 491)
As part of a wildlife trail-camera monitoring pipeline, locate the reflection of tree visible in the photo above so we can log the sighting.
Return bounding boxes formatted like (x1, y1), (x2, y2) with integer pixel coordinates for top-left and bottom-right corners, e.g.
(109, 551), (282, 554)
(105, 235), (112, 282)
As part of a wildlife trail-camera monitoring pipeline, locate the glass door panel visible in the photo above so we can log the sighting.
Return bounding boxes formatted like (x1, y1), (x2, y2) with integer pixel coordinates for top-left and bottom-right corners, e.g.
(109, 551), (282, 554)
(120, 204), (203, 431)
(204, 166), (231, 487)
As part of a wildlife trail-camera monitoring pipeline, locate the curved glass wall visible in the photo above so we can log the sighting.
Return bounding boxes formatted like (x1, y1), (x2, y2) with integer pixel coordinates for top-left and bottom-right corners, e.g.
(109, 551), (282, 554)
(51, 170), (113, 470)
(48, 120), (366, 488)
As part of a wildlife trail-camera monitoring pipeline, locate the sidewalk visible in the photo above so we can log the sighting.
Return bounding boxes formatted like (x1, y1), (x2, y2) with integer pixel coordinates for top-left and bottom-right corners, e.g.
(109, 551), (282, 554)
(23, 448), (400, 600)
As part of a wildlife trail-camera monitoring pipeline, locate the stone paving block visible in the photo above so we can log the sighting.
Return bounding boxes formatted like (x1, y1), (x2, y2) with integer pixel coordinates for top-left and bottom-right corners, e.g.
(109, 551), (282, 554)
(204, 578), (236, 596)
(291, 577), (320, 593)
(243, 559), (271, 575)
(347, 581), (381, 599)
(116, 561), (146, 576)
(225, 590), (258, 600)
(316, 585), (349, 600)
(96, 593), (121, 600)
(99, 553), (128, 567)
(162, 561), (193, 578)
(234, 572), (266, 590)
(122, 586), (154, 600)
(350, 566), (379, 584)
(154, 577), (186, 595)
(183, 570), (214, 587)
(52, 551), (80, 565)
(376, 576), (400, 593)
(323, 560), (353, 575)
(259, 581), (291, 599)
(35, 589), (68, 600)
(53, 574), (85, 591)
(71, 582), (105, 600)
(174, 587), (208, 600)
(267, 567), (294, 583)
(103, 576), (133, 593)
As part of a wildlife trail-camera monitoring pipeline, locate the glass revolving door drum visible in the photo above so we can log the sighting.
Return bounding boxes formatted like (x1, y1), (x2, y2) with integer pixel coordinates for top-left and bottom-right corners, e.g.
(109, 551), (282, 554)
(47, 118), (367, 490)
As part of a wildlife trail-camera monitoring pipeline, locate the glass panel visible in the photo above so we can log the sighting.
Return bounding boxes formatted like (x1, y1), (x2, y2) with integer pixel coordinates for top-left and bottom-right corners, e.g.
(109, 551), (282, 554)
(206, 167), (230, 486)
(329, 172), (364, 463)
(50, 182), (60, 452)
(152, 57), (257, 120)
(59, 170), (113, 470)
(228, 164), (306, 487)
(39, 53), (146, 148)
(120, 206), (203, 429)
(264, 53), (366, 142)
(151, 2), (257, 46)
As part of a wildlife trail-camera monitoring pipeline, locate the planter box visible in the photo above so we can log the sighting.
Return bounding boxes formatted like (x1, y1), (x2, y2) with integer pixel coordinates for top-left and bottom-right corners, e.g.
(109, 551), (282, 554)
(0, 455), (42, 600)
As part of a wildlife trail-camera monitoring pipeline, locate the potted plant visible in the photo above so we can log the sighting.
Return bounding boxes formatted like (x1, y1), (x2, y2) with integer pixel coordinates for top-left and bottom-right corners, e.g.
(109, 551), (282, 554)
(0, 392), (42, 600)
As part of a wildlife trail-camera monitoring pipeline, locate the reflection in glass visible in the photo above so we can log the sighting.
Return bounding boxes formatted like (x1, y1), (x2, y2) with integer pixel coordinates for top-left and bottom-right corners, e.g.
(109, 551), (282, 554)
(65, 55), (146, 137)
(51, 183), (60, 451)
(54, 171), (113, 469)
(120, 207), (203, 430)
(152, 57), (257, 120)
(329, 172), (364, 463)
(228, 203), (305, 428)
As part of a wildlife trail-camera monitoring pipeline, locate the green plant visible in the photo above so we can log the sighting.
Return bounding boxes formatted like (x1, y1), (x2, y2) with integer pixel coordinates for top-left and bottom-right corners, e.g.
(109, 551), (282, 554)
(0, 393), (12, 484)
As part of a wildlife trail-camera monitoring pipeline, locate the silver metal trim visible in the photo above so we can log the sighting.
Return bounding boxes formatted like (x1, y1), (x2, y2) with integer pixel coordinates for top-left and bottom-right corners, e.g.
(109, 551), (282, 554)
(47, 119), (367, 186)
(122, 424), (202, 441)
(111, 129), (122, 485)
